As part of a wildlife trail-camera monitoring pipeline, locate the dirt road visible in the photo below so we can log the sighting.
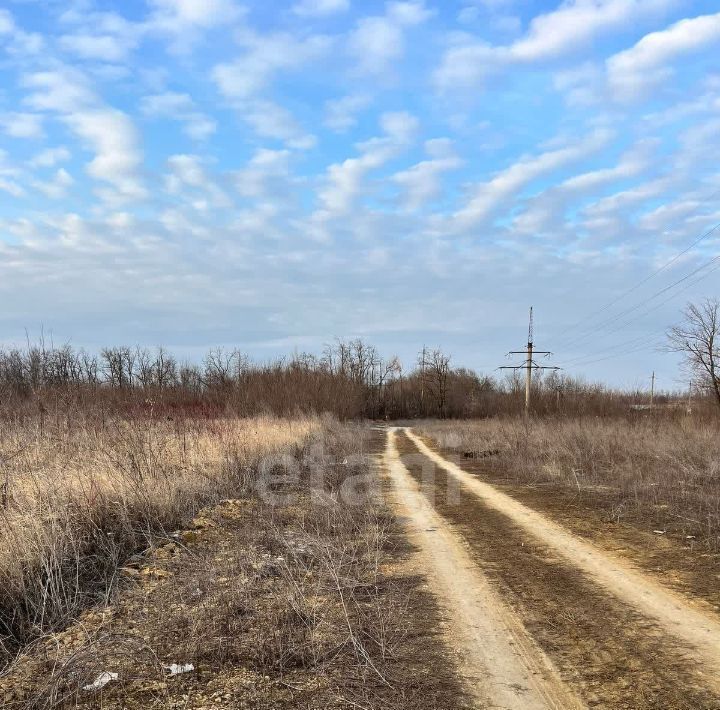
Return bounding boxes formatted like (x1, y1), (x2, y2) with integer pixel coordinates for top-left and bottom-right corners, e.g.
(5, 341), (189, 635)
(385, 428), (583, 709)
(386, 427), (720, 708)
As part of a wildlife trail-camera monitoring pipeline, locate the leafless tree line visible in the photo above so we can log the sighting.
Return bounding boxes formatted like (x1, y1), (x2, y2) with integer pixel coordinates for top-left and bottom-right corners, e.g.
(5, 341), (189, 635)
(1, 297), (718, 419)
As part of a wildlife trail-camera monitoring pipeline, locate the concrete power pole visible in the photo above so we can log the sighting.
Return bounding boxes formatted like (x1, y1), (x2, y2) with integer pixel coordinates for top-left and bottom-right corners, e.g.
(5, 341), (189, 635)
(650, 371), (655, 408)
(500, 307), (560, 418)
(525, 308), (534, 415)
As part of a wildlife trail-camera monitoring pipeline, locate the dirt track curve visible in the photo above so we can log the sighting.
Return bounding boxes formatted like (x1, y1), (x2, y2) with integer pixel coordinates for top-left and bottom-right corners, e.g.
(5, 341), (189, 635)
(385, 426), (720, 708)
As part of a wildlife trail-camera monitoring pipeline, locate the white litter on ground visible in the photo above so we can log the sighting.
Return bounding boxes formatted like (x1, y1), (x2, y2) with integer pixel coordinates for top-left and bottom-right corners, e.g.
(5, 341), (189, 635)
(83, 671), (118, 691)
(164, 663), (195, 676)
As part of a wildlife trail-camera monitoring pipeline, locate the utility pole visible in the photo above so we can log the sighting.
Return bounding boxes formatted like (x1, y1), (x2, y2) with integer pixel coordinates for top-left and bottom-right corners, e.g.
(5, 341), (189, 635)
(500, 307), (560, 418)
(650, 371), (655, 408)
(525, 309), (534, 414)
(420, 345), (426, 405)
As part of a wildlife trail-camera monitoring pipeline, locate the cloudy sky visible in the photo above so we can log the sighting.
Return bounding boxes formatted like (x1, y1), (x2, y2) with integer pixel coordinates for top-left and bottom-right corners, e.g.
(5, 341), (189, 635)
(1, 0), (719, 388)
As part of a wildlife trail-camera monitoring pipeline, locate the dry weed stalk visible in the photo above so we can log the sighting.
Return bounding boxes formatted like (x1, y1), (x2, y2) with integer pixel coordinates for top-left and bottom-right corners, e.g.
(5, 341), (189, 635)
(0, 413), (320, 661)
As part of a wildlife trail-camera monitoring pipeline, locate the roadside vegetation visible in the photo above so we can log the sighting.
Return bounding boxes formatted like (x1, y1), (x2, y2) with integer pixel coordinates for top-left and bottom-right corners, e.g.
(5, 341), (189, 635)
(0, 413), (320, 662)
(0, 413), (464, 709)
(417, 414), (720, 550)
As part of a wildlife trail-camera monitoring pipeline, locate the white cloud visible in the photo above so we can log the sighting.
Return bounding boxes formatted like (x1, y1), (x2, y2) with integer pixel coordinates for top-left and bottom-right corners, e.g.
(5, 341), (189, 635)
(165, 154), (207, 191)
(23, 68), (146, 203)
(149, 0), (242, 28)
(324, 94), (372, 132)
(23, 67), (95, 113)
(0, 112), (43, 139)
(458, 1), (519, 26)
(32, 168), (74, 199)
(435, 0), (676, 91)
(242, 99), (317, 149)
(59, 33), (135, 62)
(0, 9), (15, 34)
(213, 32), (329, 146)
(387, 1), (433, 25)
(510, 0), (673, 62)
(141, 91), (193, 114)
(234, 149), (293, 199)
(141, 91), (216, 140)
(561, 141), (654, 191)
(432, 41), (496, 90)
(0, 178), (24, 198)
(510, 139), (657, 236)
(349, 1), (432, 74)
(213, 32), (331, 99)
(553, 62), (604, 106)
(183, 114), (217, 140)
(147, 0), (243, 52)
(66, 109), (146, 200)
(30, 147), (71, 168)
(0, 150), (24, 197)
(454, 129), (612, 227)
(607, 12), (720, 99)
(0, 0), (714, 385)
(577, 118), (720, 235)
(638, 198), (703, 232)
(379, 110), (419, 142)
(316, 111), (419, 217)
(0, 2), (41, 55)
(56, 9), (142, 62)
(583, 177), (670, 220)
(165, 154), (230, 208)
(392, 138), (462, 211)
(293, 0), (350, 17)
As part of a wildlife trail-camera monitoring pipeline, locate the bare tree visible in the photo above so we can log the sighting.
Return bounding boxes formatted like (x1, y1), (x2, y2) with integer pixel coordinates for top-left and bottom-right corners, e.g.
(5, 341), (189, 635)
(667, 299), (720, 411)
(135, 347), (154, 389)
(80, 351), (100, 389)
(100, 347), (135, 389)
(153, 347), (177, 390)
(203, 348), (237, 390)
(425, 348), (451, 416)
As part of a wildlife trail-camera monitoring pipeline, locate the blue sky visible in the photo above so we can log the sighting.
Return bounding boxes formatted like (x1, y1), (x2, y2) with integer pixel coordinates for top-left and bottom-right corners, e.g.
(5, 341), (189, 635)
(1, 0), (719, 389)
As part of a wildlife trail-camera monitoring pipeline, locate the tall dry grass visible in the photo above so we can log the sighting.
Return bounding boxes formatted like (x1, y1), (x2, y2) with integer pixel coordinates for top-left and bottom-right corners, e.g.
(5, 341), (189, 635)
(0, 413), (320, 662)
(417, 415), (720, 548)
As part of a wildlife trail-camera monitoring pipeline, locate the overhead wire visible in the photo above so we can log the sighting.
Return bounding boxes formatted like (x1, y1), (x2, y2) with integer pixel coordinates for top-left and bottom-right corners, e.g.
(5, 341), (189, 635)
(564, 340), (664, 369)
(557, 251), (720, 356)
(553, 208), (720, 351)
(561, 257), (720, 370)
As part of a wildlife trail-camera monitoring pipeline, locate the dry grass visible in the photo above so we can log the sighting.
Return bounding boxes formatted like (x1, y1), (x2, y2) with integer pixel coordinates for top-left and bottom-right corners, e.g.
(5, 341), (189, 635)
(1, 421), (465, 710)
(0, 413), (321, 662)
(417, 415), (720, 549)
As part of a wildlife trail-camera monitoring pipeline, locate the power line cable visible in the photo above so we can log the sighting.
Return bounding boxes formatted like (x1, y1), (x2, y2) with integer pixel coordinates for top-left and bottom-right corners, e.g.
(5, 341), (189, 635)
(553, 211), (720, 350)
(562, 259), (720, 368)
(566, 340), (664, 369)
(558, 251), (720, 354)
(556, 331), (650, 367)
(594, 258), (720, 339)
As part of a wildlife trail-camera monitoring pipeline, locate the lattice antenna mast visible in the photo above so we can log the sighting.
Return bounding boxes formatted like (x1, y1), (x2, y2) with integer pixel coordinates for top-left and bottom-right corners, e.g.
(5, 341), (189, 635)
(499, 307), (560, 418)
(528, 306), (534, 348)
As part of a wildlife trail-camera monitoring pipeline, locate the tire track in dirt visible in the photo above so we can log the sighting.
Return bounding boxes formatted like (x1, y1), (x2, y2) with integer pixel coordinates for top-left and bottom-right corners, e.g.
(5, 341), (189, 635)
(405, 428), (720, 698)
(384, 428), (583, 710)
(396, 430), (720, 708)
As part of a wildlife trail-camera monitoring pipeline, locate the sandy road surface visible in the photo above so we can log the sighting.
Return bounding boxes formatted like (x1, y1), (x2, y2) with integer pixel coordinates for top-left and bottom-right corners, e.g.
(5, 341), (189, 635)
(384, 428), (583, 710)
(404, 428), (720, 696)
